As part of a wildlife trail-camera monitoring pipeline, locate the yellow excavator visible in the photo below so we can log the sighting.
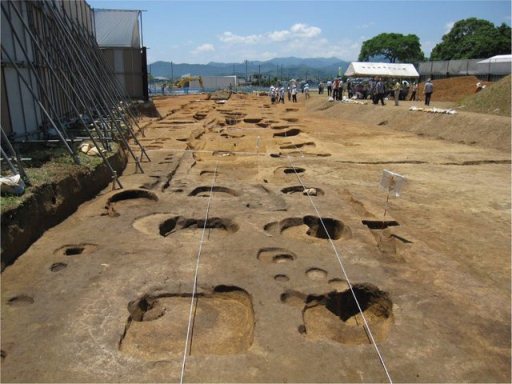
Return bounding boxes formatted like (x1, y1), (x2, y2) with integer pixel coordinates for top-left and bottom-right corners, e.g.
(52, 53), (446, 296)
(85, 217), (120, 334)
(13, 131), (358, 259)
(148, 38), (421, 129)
(174, 76), (204, 91)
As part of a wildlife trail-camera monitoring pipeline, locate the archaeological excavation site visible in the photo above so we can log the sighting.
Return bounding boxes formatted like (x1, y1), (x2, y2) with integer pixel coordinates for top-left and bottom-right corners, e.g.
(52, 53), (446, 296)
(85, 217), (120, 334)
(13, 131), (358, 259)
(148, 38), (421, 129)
(1, 1), (511, 383)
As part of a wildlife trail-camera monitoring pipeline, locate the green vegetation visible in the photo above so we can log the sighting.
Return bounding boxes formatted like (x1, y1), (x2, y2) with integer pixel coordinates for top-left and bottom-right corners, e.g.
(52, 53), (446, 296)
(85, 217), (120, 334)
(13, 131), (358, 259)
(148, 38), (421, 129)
(1, 143), (114, 214)
(459, 75), (511, 117)
(431, 18), (511, 60)
(358, 33), (425, 63)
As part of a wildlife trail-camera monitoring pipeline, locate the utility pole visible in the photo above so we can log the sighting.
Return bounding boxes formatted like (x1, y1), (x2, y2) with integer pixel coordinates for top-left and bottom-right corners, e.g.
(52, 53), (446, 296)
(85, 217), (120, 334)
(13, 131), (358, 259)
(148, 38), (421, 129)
(258, 64), (261, 87)
(171, 61), (173, 94)
(245, 59), (248, 86)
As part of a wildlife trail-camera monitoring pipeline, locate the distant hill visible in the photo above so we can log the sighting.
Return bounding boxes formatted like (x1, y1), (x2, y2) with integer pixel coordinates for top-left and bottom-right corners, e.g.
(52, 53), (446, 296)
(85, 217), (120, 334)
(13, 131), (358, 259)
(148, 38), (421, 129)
(149, 57), (350, 82)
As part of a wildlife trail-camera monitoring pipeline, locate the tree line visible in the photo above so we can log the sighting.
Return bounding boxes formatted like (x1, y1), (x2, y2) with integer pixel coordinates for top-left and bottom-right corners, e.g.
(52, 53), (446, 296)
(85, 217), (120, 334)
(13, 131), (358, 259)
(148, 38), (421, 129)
(358, 18), (511, 63)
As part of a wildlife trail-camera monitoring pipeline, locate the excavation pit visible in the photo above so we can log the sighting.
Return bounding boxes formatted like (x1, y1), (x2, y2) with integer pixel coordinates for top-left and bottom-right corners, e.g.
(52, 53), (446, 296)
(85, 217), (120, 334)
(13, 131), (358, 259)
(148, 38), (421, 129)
(119, 287), (254, 359)
(281, 186), (325, 196)
(54, 243), (98, 257)
(302, 284), (393, 345)
(274, 166), (306, 176)
(159, 216), (239, 237)
(306, 268), (328, 280)
(50, 262), (67, 272)
(362, 220), (399, 230)
(104, 190), (159, 216)
(257, 247), (297, 264)
(7, 295), (34, 306)
(244, 118), (263, 124)
(188, 186), (239, 197)
(274, 274), (290, 282)
(264, 216), (351, 240)
(280, 142), (316, 149)
(273, 129), (301, 137)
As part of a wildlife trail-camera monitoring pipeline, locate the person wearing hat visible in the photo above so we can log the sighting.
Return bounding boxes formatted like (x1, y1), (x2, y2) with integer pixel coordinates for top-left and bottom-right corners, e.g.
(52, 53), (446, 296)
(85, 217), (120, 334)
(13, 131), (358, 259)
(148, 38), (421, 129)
(424, 78), (433, 106)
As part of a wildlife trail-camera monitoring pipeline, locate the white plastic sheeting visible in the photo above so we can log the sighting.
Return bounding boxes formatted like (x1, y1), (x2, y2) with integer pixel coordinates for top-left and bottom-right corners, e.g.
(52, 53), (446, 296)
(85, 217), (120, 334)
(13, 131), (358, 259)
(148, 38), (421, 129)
(94, 10), (140, 48)
(477, 54), (512, 64)
(345, 62), (419, 78)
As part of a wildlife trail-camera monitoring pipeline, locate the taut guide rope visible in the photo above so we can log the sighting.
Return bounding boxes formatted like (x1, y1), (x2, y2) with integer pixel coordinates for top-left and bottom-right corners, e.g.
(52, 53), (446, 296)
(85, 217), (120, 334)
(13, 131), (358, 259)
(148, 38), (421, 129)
(179, 161), (219, 384)
(282, 132), (393, 384)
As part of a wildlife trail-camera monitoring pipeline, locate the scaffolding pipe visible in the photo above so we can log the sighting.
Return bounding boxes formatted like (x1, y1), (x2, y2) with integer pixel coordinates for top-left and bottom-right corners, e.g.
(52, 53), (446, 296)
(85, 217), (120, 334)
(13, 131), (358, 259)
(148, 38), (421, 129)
(4, 0), (123, 188)
(61, 6), (151, 160)
(43, 3), (145, 173)
(0, 126), (29, 184)
(4, 1), (73, 144)
(1, 44), (79, 165)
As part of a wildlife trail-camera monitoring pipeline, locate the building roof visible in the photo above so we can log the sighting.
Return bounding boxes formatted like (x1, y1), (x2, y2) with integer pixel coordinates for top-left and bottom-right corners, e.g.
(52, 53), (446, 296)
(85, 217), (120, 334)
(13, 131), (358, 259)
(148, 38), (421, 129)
(94, 9), (141, 48)
(344, 62), (419, 78)
(477, 54), (512, 64)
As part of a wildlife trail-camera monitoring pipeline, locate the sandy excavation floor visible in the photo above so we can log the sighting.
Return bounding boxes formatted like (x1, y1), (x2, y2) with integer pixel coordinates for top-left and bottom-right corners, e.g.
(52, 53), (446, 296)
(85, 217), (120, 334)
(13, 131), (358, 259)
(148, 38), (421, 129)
(1, 92), (510, 382)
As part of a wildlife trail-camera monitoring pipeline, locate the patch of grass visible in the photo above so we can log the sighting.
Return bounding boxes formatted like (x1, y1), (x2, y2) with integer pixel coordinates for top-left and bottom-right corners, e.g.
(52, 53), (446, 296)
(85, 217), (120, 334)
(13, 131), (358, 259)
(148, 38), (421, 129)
(458, 75), (511, 117)
(1, 142), (118, 214)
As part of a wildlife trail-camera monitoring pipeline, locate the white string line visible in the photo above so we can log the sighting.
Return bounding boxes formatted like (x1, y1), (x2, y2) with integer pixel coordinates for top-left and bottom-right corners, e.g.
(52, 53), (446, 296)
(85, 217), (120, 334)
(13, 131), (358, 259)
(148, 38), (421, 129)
(179, 161), (219, 384)
(283, 142), (393, 384)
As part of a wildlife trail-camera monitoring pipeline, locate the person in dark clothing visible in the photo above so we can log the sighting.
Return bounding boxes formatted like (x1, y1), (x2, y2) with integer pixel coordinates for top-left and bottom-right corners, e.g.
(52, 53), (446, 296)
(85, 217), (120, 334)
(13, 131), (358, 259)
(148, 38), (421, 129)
(423, 79), (433, 106)
(375, 77), (386, 105)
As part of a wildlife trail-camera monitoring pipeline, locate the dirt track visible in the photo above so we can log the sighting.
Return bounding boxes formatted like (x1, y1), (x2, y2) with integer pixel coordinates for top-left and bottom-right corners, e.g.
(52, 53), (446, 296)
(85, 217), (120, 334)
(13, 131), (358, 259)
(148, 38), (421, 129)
(1, 92), (510, 382)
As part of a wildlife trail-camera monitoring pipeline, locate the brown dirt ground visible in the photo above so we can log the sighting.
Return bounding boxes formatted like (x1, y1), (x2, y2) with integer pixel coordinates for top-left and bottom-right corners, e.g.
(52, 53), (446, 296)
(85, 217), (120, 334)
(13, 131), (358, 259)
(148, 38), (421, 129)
(1, 90), (510, 382)
(418, 75), (491, 102)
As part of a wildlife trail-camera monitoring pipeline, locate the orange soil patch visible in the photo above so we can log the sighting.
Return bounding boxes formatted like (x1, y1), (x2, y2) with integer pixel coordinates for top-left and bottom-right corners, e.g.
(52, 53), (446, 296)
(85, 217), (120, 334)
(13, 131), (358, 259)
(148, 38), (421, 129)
(419, 76), (490, 102)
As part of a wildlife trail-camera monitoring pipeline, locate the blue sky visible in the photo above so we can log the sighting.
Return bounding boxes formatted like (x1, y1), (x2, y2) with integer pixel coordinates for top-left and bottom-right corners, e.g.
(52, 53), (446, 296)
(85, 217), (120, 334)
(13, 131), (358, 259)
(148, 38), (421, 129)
(88, 0), (511, 64)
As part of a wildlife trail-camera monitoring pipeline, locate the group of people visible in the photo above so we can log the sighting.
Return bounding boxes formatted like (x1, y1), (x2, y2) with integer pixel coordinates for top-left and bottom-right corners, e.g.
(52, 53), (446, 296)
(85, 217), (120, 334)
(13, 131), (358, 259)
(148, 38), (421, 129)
(268, 77), (435, 106)
(269, 82), (310, 104)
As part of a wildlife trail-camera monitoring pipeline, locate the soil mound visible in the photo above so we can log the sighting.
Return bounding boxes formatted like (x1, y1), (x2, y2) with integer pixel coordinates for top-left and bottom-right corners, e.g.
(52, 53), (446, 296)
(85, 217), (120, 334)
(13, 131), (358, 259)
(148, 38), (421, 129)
(458, 75), (511, 117)
(419, 76), (490, 102)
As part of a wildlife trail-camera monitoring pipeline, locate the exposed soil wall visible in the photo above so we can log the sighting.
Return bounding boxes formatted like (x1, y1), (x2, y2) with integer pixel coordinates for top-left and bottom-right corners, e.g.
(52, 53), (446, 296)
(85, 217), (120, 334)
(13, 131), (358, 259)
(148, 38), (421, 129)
(308, 99), (511, 153)
(1, 148), (127, 270)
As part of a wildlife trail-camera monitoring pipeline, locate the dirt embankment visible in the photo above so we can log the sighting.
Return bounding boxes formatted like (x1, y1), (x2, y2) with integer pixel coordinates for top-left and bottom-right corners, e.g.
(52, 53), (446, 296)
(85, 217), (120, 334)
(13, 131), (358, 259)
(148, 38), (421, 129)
(1, 148), (127, 270)
(308, 97), (511, 153)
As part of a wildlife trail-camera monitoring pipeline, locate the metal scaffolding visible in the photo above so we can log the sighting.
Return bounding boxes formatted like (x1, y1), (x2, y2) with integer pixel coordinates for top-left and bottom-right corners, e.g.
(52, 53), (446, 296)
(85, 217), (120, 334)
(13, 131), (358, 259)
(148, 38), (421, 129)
(1, 0), (151, 189)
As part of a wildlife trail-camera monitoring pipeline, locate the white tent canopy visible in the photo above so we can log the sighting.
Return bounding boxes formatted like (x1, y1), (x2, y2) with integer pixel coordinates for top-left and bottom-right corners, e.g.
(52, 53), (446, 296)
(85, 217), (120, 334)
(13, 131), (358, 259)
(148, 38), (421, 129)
(477, 54), (512, 64)
(94, 9), (141, 48)
(344, 62), (419, 78)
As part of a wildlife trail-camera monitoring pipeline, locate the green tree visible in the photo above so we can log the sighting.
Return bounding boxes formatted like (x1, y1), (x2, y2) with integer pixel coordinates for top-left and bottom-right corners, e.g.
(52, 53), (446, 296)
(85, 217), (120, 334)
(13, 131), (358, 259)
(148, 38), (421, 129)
(430, 18), (511, 60)
(358, 33), (425, 63)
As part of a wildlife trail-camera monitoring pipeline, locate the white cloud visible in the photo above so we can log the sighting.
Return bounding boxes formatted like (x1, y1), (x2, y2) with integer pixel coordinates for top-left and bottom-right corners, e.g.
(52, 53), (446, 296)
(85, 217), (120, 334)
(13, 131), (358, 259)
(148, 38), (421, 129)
(444, 21), (455, 34)
(192, 43), (215, 54)
(219, 23), (322, 46)
(289, 23), (321, 38)
(219, 31), (262, 44)
(268, 30), (290, 42)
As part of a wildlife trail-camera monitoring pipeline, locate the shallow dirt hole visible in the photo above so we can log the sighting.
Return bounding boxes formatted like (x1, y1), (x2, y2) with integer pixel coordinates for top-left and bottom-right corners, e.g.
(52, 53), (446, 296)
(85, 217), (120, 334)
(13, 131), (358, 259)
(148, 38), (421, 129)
(120, 286), (254, 359)
(50, 262), (67, 272)
(7, 295), (34, 306)
(257, 247), (297, 264)
(362, 220), (399, 229)
(281, 186), (325, 196)
(273, 128), (301, 137)
(274, 274), (290, 282)
(306, 268), (328, 280)
(188, 186), (239, 197)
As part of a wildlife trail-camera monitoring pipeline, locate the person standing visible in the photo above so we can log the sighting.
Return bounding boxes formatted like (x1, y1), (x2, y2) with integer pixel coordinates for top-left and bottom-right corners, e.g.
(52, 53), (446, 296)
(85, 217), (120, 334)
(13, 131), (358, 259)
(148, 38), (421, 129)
(409, 82), (418, 101)
(393, 81), (401, 106)
(424, 78), (433, 106)
(375, 77), (386, 105)
(279, 86), (285, 103)
(326, 80), (332, 96)
(291, 85), (298, 103)
(347, 80), (352, 99)
(332, 78), (339, 100)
